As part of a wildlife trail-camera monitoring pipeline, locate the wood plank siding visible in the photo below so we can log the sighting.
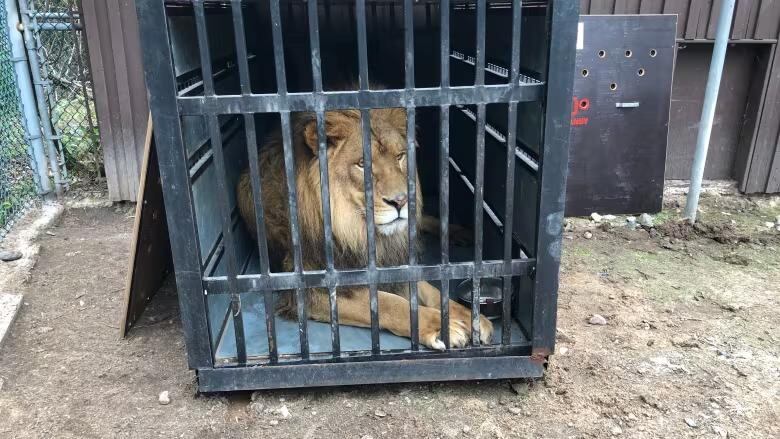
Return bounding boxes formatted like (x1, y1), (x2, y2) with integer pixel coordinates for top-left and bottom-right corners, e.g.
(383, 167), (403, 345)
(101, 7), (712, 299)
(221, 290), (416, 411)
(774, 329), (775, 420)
(82, 0), (148, 201)
(581, 0), (779, 41)
(79, 1), (780, 197)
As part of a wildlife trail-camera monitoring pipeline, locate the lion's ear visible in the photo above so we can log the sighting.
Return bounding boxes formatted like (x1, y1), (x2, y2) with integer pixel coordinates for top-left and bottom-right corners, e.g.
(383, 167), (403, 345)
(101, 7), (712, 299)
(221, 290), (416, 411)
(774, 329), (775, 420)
(303, 111), (357, 153)
(386, 108), (408, 135)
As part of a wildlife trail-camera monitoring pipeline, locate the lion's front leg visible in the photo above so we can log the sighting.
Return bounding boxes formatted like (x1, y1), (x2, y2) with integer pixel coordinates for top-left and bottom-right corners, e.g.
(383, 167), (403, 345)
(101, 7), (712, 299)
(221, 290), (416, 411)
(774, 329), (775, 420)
(307, 287), (472, 350)
(417, 281), (493, 345)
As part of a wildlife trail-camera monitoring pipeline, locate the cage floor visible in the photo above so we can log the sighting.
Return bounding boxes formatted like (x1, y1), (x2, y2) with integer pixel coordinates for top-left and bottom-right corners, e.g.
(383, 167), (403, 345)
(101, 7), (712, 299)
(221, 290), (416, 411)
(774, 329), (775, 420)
(210, 233), (529, 362)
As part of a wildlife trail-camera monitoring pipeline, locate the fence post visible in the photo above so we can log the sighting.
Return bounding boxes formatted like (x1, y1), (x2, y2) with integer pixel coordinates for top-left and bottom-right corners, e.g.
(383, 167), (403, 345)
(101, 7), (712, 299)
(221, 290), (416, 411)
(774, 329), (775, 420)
(4, 0), (50, 195)
(684, 0), (737, 222)
(17, 0), (65, 196)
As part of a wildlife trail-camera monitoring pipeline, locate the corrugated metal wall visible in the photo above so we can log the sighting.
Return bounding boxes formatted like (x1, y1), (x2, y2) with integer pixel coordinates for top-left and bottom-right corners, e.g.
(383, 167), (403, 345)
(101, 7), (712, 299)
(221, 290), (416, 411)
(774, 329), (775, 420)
(581, 0), (780, 193)
(82, 0), (148, 202)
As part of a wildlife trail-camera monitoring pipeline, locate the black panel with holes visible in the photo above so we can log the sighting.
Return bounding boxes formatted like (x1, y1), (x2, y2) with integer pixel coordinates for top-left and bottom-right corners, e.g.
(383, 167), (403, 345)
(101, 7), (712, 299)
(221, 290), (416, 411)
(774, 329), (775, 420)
(566, 15), (677, 216)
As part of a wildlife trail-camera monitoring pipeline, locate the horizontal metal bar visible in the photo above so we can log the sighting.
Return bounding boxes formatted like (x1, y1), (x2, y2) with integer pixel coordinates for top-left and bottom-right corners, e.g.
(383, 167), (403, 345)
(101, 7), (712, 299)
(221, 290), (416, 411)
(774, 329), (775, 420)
(203, 259), (534, 294)
(198, 355), (543, 392)
(177, 85), (544, 115)
(676, 38), (777, 44)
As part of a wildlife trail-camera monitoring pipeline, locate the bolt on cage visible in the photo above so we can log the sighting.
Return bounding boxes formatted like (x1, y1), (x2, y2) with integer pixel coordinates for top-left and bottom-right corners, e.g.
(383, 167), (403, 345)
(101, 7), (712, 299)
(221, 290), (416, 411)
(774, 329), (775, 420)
(136, 0), (577, 392)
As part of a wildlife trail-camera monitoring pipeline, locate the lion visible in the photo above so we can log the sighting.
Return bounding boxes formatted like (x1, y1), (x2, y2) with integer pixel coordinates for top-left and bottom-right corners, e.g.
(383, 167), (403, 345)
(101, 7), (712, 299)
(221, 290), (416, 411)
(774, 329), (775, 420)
(236, 108), (493, 350)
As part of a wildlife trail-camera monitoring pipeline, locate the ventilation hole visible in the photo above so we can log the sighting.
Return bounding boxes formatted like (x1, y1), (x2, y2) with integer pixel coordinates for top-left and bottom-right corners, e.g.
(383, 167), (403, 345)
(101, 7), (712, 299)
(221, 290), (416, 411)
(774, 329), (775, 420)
(610, 83), (618, 91)
(581, 68), (589, 77)
(598, 49), (606, 58)
(650, 49), (657, 57)
(638, 68), (646, 77)
(579, 98), (590, 110)
(625, 49), (633, 58)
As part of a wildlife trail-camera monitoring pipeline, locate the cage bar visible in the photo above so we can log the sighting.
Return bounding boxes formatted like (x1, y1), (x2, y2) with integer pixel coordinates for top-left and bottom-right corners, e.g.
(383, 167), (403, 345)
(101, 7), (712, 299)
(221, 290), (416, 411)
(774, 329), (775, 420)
(439, 0), (451, 349)
(305, 0), (341, 357)
(355, 0), (380, 354)
(136, 0), (578, 391)
(230, 0), (279, 363)
(531, 0), (578, 353)
(268, 0), (309, 359)
(204, 259), (532, 294)
(177, 85), (544, 114)
(403, 0), (419, 350)
(193, 0), (247, 364)
(501, 0), (523, 345)
(230, 1), (250, 95)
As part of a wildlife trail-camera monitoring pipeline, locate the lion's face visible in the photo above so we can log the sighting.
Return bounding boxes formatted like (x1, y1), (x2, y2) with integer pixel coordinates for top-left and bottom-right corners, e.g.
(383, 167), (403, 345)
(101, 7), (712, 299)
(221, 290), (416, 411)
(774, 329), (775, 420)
(302, 108), (419, 243)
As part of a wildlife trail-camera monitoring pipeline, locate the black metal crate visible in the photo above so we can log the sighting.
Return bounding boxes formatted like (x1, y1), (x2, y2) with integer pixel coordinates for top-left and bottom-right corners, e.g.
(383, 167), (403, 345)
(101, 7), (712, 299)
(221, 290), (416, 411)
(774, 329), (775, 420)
(135, 0), (577, 392)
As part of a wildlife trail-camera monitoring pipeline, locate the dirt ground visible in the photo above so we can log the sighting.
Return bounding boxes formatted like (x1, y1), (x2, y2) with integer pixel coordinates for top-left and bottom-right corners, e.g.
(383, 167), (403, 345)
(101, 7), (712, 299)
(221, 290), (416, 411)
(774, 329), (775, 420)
(0, 190), (779, 439)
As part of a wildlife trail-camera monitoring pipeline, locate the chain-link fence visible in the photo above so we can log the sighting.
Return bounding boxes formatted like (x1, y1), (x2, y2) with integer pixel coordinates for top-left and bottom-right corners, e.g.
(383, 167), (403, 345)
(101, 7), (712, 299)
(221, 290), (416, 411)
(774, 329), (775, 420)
(1, 5), (39, 240)
(29, 0), (100, 180)
(1, 0), (100, 241)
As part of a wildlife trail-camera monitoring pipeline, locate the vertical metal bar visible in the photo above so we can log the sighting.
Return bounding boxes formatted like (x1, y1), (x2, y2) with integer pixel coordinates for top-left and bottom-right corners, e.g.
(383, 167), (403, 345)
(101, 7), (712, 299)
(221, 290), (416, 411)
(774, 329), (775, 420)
(269, 0), (309, 360)
(403, 0), (419, 351)
(438, 0), (451, 349)
(533, 0), (579, 355)
(134, 0), (213, 368)
(474, 0), (486, 87)
(306, 0), (340, 357)
(231, 0), (278, 363)
(356, 0), (370, 89)
(231, 0), (251, 95)
(193, 2), (214, 95)
(307, 1), (324, 93)
(684, 0), (736, 222)
(17, 0), (64, 196)
(472, 104), (486, 346)
(355, 0), (380, 354)
(247, 113), (278, 363)
(501, 0), (523, 346)
(471, 0), (488, 345)
(193, 0), (247, 365)
(318, 112), (341, 355)
(362, 108), (380, 354)
(4, 0), (51, 195)
(28, 1), (70, 188)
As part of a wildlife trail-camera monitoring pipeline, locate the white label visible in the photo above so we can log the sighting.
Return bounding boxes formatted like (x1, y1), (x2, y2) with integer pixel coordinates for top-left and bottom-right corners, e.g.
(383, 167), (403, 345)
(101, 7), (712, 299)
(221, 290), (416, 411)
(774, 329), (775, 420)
(576, 22), (584, 50)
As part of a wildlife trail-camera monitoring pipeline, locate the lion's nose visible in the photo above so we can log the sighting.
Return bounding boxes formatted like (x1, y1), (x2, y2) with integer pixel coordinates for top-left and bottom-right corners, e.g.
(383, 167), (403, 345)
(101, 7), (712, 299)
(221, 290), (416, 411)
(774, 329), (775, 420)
(382, 193), (408, 211)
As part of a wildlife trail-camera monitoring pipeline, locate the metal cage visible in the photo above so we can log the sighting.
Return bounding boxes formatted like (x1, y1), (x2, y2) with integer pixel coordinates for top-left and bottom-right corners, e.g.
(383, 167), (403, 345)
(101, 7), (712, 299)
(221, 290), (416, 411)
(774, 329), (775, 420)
(136, 0), (578, 392)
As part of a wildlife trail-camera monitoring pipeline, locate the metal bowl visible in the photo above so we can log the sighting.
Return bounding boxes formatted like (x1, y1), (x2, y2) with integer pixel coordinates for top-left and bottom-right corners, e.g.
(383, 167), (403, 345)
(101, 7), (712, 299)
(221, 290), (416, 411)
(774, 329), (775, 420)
(455, 278), (504, 320)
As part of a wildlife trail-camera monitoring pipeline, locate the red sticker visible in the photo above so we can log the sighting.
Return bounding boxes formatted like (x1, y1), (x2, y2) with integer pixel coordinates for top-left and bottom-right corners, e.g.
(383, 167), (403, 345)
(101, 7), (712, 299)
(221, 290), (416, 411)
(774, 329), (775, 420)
(571, 96), (590, 126)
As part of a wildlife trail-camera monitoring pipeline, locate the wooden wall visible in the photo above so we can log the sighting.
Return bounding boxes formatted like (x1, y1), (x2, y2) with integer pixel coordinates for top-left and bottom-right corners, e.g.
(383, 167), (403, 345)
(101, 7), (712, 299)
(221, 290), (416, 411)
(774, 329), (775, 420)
(82, 0), (148, 201)
(80, 0), (780, 196)
(581, 0), (780, 193)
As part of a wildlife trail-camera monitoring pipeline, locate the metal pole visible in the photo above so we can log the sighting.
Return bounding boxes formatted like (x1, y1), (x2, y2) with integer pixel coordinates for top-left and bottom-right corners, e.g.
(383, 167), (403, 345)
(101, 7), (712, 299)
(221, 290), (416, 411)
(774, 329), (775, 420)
(684, 0), (736, 222)
(4, 0), (51, 195)
(17, 0), (65, 196)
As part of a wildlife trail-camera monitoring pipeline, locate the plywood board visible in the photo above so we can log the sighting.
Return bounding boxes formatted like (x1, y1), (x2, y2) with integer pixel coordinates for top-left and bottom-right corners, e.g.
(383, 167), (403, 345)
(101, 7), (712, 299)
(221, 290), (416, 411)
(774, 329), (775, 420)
(119, 116), (173, 337)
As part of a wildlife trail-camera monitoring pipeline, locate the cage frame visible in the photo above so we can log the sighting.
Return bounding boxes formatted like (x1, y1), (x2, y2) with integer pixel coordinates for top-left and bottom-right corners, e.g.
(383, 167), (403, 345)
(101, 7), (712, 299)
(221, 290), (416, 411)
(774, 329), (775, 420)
(135, 0), (578, 392)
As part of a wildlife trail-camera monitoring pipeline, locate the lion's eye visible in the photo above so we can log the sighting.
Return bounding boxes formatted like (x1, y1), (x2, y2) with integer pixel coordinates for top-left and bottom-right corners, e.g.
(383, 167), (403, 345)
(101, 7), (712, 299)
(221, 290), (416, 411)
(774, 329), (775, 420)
(356, 159), (364, 168)
(397, 153), (406, 161)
